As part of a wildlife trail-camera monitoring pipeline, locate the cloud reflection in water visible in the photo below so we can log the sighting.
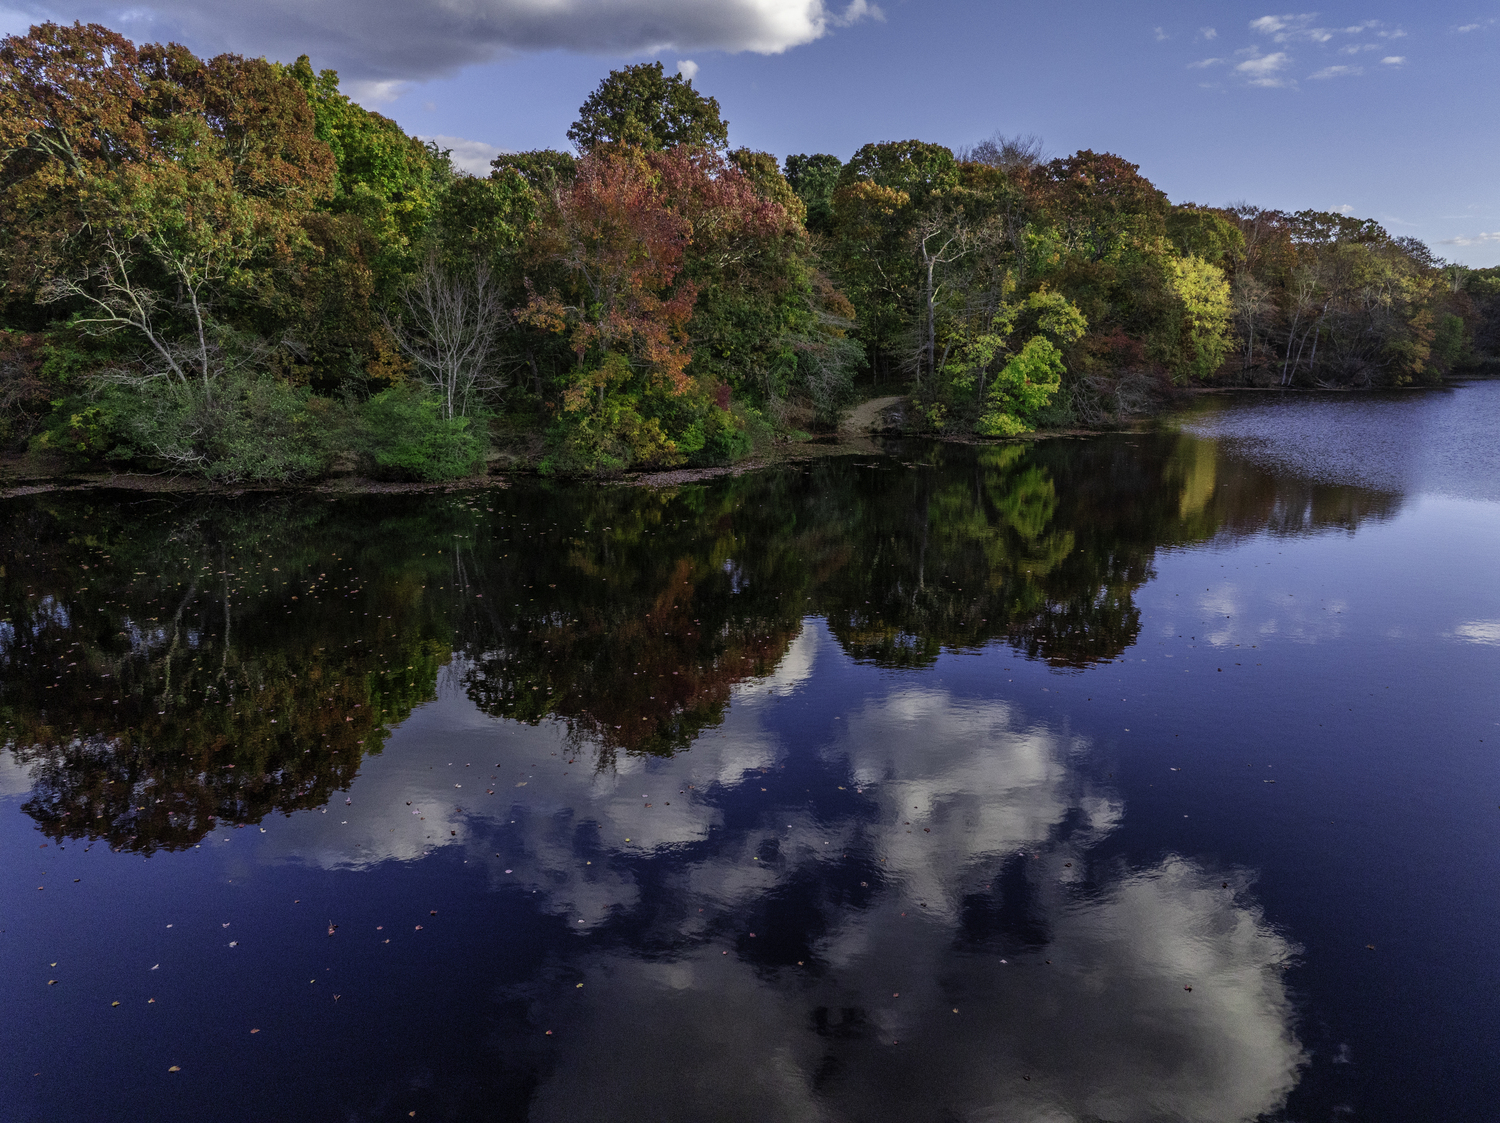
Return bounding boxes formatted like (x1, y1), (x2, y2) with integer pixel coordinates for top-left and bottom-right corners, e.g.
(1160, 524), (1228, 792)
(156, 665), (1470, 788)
(271, 620), (1304, 1122)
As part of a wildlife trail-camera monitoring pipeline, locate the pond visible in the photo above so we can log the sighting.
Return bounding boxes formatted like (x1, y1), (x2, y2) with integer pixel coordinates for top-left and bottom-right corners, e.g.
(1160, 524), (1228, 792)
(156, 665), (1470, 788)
(2, 381), (1497, 1122)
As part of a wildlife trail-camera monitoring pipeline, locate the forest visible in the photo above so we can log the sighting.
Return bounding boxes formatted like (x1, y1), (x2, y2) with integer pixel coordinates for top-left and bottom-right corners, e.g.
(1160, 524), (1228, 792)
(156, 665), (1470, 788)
(2, 21), (1496, 481)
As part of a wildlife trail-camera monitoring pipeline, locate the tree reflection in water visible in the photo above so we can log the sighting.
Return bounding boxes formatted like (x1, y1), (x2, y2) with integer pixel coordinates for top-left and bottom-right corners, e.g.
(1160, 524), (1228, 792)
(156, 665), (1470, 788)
(0, 433), (1407, 1120)
(1, 432), (1399, 855)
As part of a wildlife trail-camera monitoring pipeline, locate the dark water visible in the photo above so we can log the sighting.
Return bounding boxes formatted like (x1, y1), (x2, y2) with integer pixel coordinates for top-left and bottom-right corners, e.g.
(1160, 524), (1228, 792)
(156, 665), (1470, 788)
(2, 383), (1497, 1122)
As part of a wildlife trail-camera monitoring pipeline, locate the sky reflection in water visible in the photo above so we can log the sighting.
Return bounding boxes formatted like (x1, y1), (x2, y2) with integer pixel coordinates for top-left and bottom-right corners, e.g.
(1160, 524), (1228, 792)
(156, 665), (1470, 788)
(2, 383), (1498, 1122)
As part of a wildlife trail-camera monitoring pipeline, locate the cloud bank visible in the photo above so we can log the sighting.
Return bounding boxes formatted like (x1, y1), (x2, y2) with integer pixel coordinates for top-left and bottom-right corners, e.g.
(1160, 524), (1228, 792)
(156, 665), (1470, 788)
(8, 0), (880, 81)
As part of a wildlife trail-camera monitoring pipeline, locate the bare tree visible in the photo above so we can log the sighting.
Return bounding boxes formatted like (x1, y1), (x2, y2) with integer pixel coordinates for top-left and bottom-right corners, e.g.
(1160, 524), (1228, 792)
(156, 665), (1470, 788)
(1279, 266), (1323, 386)
(911, 205), (1005, 385)
(40, 232), (228, 394)
(960, 132), (1048, 174)
(391, 254), (509, 420)
(1231, 273), (1271, 371)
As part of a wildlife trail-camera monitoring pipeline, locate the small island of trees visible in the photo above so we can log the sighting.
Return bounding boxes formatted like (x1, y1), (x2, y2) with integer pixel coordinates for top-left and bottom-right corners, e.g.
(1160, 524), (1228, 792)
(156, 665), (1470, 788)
(2, 22), (1495, 481)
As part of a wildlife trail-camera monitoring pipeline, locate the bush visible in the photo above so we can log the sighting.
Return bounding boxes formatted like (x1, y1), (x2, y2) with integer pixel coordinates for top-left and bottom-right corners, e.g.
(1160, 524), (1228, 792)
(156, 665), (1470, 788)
(145, 376), (336, 482)
(35, 373), (339, 482)
(358, 387), (487, 481)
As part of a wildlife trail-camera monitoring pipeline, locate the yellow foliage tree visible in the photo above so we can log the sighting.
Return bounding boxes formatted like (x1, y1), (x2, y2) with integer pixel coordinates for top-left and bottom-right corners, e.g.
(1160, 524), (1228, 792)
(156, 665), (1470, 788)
(1169, 254), (1233, 381)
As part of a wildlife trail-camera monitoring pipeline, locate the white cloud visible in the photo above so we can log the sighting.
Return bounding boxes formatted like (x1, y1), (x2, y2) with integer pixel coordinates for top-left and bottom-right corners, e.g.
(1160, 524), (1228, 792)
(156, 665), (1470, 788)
(1155, 26), (1168, 41)
(836, 0), (883, 25)
(1439, 231), (1500, 246)
(1456, 22), (1484, 33)
(1381, 55), (1406, 64)
(1236, 51), (1292, 86)
(4, 0), (882, 83)
(423, 134), (508, 175)
(675, 58), (699, 80)
(1249, 15), (1290, 35)
(1250, 14), (1333, 43)
(1310, 64), (1361, 79)
(1336, 203), (1355, 214)
(343, 79), (408, 106)
(1200, 26), (1218, 40)
(1189, 57), (1226, 68)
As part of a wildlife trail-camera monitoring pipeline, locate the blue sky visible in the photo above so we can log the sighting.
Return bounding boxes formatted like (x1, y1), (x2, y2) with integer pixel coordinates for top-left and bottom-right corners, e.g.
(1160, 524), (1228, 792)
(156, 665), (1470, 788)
(5, 1), (1499, 264)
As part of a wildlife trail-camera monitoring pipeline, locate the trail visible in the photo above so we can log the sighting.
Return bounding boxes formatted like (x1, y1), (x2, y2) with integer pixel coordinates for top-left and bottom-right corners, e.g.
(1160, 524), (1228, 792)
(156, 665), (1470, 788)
(841, 395), (904, 433)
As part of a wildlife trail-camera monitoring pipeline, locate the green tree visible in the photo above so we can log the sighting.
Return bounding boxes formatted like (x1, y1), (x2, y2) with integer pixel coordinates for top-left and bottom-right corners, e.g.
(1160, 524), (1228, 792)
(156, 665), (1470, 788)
(945, 288), (1087, 436)
(783, 153), (842, 235)
(1168, 255), (1233, 381)
(566, 62), (728, 152)
(490, 149), (577, 195)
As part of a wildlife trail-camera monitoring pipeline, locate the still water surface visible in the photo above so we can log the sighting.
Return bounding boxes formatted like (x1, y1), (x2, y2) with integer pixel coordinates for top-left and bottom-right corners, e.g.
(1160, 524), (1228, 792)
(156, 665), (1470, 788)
(2, 383), (1497, 1122)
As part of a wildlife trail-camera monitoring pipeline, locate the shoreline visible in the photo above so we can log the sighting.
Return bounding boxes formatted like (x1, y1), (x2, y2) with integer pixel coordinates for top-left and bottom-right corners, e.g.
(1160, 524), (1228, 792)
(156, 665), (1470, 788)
(5, 379), (1485, 499)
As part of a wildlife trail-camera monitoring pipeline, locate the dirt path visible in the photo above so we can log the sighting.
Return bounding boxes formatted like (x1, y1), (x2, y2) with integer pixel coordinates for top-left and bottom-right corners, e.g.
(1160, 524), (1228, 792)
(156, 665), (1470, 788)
(841, 395), (904, 432)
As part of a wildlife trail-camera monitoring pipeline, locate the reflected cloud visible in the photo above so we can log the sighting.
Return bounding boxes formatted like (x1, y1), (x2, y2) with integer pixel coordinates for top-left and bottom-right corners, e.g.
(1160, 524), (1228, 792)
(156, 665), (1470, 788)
(0, 470), (1320, 1118)
(446, 635), (1305, 1122)
(1452, 620), (1500, 646)
(0, 750), (32, 798)
(256, 621), (1304, 1121)
(529, 856), (1302, 1123)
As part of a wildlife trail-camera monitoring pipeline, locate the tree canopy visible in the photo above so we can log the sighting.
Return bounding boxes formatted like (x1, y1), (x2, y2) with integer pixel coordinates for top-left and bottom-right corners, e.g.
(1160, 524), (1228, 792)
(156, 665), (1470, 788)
(566, 62), (728, 152)
(1, 24), (1490, 482)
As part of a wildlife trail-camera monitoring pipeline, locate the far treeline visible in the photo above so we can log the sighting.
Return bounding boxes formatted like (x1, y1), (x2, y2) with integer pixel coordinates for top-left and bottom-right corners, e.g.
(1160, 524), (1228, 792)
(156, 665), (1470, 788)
(3, 24), (1497, 481)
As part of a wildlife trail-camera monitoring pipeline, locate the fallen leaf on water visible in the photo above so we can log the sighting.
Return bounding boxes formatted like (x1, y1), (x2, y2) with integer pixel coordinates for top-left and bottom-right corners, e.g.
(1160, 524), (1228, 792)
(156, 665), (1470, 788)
(1366, 944), (1376, 950)
(111, 1001), (120, 1007)
(415, 925), (423, 931)
(168, 1066), (181, 1073)
(250, 1029), (259, 1034)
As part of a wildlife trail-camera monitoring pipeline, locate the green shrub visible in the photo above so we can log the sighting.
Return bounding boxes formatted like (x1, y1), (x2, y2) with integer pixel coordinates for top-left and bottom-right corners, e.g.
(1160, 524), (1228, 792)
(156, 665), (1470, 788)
(358, 387), (486, 481)
(36, 374), (340, 482)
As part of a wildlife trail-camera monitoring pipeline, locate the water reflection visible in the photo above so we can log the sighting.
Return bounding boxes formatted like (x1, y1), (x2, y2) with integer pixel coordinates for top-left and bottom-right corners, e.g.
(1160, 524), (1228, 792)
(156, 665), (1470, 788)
(3, 428), (1417, 1121)
(2, 432), (1400, 857)
(0, 497), (457, 851)
(254, 622), (1306, 1121)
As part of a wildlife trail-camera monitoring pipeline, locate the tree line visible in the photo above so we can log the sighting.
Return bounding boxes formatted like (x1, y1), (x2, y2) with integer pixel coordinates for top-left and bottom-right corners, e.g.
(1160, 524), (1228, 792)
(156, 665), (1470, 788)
(2, 22), (1494, 480)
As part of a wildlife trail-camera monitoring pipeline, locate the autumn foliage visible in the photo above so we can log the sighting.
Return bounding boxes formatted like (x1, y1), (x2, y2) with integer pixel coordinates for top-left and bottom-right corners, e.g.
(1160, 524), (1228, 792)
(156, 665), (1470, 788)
(0, 22), (1492, 479)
